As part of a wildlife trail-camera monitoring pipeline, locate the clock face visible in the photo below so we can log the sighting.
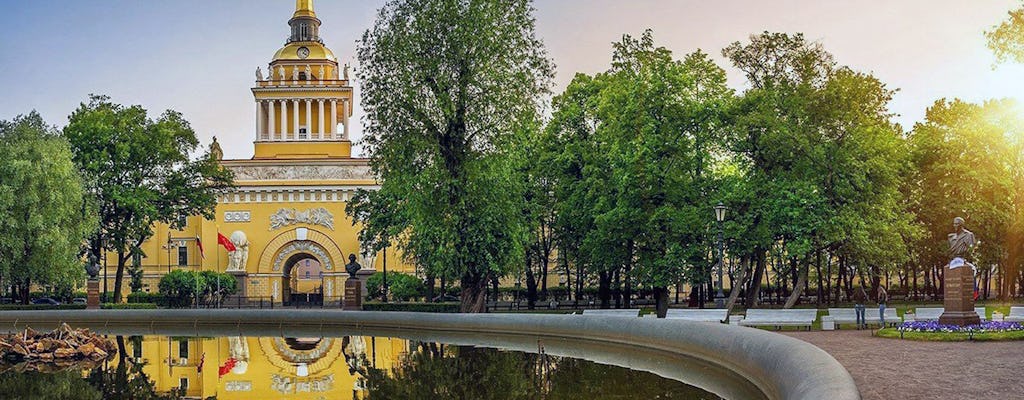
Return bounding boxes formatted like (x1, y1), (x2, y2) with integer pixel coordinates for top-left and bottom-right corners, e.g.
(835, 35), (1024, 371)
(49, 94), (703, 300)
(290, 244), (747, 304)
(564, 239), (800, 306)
(297, 46), (310, 59)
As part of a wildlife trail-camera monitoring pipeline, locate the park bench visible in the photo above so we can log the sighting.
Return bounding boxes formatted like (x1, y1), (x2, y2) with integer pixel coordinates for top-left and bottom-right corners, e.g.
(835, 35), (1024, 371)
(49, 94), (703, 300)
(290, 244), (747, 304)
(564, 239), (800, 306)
(1003, 306), (1024, 322)
(909, 307), (987, 322)
(581, 309), (641, 317)
(826, 308), (901, 328)
(639, 309), (728, 322)
(738, 309), (818, 330)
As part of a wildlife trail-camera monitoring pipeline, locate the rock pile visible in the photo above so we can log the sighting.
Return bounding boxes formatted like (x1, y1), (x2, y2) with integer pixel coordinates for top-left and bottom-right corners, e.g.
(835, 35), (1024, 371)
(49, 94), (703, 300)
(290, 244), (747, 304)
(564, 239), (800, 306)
(0, 324), (116, 367)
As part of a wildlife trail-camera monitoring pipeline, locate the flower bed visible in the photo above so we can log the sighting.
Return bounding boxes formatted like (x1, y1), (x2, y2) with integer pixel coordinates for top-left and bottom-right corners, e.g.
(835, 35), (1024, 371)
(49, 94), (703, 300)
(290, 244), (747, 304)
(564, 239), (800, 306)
(897, 320), (1023, 333)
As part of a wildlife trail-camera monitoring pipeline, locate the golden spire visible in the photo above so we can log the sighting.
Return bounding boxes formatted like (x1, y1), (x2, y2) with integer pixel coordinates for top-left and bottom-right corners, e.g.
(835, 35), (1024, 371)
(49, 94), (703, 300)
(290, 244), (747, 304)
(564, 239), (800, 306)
(294, 0), (316, 18)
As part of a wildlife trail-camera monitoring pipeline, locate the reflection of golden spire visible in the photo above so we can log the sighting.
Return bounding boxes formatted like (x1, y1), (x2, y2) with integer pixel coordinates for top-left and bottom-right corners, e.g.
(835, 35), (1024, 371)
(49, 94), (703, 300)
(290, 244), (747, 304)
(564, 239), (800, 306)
(294, 0), (316, 18)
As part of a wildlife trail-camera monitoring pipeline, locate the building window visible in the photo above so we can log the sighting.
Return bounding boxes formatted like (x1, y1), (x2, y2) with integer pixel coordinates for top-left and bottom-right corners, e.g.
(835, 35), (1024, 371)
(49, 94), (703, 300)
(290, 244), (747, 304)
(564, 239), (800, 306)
(179, 378), (189, 390)
(178, 246), (188, 266)
(298, 127), (308, 139)
(178, 340), (189, 358)
(133, 342), (143, 358)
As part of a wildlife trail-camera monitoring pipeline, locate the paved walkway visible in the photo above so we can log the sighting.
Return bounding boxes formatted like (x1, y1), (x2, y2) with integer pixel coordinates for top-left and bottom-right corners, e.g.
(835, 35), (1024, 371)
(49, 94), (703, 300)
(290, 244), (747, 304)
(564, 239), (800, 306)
(783, 330), (1024, 400)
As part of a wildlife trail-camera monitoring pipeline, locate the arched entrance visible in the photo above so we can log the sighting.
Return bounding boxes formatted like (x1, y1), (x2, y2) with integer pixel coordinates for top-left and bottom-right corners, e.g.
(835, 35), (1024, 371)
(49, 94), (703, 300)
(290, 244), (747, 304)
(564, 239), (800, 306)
(282, 253), (325, 306)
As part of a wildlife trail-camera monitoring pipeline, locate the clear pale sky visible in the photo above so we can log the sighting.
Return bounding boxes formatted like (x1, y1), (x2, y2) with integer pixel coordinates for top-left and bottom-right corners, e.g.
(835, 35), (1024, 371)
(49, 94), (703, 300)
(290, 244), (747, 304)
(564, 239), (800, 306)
(1, 0), (1021, 159)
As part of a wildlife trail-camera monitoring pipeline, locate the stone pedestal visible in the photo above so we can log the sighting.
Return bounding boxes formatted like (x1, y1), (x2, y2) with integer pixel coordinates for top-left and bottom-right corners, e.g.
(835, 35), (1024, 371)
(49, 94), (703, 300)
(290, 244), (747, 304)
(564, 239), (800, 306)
(228, 271), (247, 297)
(86, 279), (100, 310)
(939, 264), (980, 326)
(342, 278), (363, 311)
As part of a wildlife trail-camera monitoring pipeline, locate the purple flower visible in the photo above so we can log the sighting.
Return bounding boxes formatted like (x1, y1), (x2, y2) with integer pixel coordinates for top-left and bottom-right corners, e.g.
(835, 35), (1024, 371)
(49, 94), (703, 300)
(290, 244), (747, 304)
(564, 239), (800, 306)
(897, 320), (1023, 333)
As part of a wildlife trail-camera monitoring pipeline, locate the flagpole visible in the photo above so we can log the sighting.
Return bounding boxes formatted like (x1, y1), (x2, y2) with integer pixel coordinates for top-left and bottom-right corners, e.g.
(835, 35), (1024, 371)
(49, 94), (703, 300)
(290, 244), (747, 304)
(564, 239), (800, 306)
(216, 225), (221, 309)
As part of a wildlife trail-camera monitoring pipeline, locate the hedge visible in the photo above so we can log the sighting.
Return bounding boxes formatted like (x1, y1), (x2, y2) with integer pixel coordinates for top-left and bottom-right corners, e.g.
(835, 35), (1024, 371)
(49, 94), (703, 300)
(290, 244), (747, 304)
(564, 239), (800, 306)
(101, 303), (159, 309)
(0, 304), (87, 311)
(362, 302), (461, 313)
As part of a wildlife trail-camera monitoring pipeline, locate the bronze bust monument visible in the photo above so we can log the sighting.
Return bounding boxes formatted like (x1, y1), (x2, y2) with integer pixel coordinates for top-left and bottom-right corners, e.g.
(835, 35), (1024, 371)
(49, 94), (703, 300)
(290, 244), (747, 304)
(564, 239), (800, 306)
(345, 254), (361, 279)
(947, 216), (976, 264)
(85, 252), (100, 281)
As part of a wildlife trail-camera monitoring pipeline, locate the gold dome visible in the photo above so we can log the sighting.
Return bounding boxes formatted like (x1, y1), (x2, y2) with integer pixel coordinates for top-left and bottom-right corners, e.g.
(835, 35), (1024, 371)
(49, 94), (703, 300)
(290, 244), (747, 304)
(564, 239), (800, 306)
(294, 0), (316, 18)
(272, 42), (336, 62)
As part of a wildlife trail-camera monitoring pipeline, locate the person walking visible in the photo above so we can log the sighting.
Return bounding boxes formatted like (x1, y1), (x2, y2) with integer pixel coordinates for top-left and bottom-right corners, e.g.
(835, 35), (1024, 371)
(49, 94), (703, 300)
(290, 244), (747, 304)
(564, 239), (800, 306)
(853, 286), (868, 329)
(877, 285), (889, 326)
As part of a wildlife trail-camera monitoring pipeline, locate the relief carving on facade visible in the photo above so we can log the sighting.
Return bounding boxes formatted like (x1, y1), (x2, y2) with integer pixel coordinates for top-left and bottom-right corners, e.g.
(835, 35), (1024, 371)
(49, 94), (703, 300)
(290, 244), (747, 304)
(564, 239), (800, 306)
(228, 164), (372, 181)
(272, 240), (334, 271)
(270, 207), (334, 230)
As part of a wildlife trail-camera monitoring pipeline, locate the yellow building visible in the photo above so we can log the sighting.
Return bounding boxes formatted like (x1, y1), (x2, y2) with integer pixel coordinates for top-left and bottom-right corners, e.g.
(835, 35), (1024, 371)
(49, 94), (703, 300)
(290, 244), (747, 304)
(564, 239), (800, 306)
(123, 334), (409, 399)
(100, 0), (414, 306)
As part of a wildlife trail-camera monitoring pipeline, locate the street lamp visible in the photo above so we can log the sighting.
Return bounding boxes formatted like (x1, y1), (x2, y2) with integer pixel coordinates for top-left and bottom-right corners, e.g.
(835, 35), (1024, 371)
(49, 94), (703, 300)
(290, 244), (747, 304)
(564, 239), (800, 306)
(714, 202), (727, 308)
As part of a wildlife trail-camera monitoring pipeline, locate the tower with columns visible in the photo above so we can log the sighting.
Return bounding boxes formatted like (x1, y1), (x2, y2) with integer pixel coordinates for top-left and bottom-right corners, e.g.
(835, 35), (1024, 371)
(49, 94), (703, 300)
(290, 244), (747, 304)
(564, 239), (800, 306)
(252, 0), (353, 159)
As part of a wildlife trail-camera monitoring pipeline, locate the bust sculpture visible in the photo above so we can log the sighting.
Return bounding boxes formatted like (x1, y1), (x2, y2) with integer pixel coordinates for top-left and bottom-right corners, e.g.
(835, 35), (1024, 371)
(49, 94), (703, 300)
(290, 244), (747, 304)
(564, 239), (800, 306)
(344, 253), (361, 279)
(947, 217), (976, 268)
(85, 252), (100, 280)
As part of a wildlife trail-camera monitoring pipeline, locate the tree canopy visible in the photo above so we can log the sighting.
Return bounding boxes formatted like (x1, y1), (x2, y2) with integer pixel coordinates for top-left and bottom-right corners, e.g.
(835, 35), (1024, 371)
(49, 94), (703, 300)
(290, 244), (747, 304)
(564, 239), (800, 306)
(63, 95), (232, 303)
(0, 112), (95, 303)
(348, 0), (553, 312)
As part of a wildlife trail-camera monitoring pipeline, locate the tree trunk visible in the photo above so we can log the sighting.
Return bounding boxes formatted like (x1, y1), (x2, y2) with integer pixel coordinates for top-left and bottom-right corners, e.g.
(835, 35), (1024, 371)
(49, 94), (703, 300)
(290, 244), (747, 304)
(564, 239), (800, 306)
(783, 259), (808, 309)
(744, 249), (766, 308)
(19, 277), (30, 305)
(459, 272), (488, 313)
(725, 255), (751, 317)
(113, 250), (128, 303)
(623, 241), (633, 309)
(654, 286), (669, 318)
(426, 274), (435, 302)
(815, 250), (823, 308)
(598, 271), (612, 309)
(525, 257), (538, 310)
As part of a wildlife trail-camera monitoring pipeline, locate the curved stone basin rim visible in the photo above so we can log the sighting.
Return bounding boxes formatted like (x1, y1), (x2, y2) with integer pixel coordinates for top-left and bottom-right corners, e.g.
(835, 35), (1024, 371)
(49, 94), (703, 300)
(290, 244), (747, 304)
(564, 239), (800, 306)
(0, 310), (860, 400)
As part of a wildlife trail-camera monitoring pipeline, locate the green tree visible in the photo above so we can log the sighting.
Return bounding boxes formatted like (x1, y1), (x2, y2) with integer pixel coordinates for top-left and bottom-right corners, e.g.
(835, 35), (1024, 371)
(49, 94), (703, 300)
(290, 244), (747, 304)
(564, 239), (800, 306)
(0, 112), (95, 304)
(348, 0), (553, 312)
(723, 32), (913, 308)
(366, 272), (424, 301)
(64, 95), (233, 303)
(909, 99), (1020, 299)
(986, 4), (1024, 64)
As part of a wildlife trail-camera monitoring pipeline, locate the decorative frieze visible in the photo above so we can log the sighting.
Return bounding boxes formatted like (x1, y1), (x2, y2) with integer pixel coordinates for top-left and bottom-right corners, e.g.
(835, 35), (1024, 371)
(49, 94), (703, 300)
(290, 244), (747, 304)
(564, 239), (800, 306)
(269, 207), (334, 230)
(224, 211), (252, 222)
(227, 164), (372, 181)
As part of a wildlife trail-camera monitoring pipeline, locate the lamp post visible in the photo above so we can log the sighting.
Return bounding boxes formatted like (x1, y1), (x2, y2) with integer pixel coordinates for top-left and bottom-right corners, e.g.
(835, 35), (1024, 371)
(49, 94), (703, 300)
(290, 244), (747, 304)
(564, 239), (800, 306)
(714, 202), (727, 308)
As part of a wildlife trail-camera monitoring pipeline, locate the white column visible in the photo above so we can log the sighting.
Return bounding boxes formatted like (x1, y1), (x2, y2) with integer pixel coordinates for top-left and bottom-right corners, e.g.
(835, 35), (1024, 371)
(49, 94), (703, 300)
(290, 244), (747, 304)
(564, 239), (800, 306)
(305, 99), (312, 139)
(330, 99), (337, 139)
(343, 99), (350, 140)
(279, 100), (287, 140)
(268, 100), (277, 140)
(292, 99), (299, 139)
(317, 99), (325, 139)
(256, 100), (264, 141)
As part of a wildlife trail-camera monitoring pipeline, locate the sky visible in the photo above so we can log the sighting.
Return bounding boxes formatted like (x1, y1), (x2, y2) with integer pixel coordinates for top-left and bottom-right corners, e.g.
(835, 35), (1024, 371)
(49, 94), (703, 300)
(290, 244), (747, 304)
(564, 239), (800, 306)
(1, 0), (1022, 159)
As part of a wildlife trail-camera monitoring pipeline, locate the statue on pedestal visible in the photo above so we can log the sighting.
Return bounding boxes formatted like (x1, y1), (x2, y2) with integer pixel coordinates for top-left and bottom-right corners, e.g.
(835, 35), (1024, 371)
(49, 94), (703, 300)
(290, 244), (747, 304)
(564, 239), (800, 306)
(345, 254), (361, 279)
(939, 217), (981, 326)
(85, 252), (100, 281)
(209, 136), (224, 161)
(256, 67), (264, 81)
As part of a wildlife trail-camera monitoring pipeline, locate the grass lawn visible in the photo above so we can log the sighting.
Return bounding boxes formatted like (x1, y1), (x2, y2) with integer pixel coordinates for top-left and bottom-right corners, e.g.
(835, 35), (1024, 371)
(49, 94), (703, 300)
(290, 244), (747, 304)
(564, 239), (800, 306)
(876, 327), (1024, 341)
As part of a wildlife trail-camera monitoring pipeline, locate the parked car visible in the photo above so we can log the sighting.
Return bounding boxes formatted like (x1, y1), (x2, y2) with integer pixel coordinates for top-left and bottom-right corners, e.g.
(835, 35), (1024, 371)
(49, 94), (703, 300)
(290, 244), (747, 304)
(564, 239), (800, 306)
(31, 297), (60, 306)
(72, 298), (87, 305)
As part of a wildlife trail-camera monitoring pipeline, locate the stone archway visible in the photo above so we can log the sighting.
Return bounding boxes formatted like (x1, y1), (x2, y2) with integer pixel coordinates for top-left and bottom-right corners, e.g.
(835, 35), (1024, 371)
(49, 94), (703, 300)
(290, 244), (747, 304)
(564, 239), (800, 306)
(256, 228), (345, 305)
(281, 252), (325, 306)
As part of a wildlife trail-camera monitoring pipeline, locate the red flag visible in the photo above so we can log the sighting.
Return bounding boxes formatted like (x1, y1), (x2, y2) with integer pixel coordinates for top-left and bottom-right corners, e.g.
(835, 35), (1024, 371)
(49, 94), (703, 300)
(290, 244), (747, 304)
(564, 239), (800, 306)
(196, 236), (205, 259)
(217, 233), (236, 252)
(197, 352), (205, 373)
(218, 357), (238, 378)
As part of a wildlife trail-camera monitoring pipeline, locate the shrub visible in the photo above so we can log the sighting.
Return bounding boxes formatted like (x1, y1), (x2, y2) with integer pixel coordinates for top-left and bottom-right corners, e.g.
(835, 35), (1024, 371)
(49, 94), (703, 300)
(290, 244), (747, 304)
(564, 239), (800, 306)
(101, 303), (159, 309)
(158, 270), (238, 308)
(366, 272), (425, 301)
(0, 304), (87, 310)
(362, 302), (460, 313)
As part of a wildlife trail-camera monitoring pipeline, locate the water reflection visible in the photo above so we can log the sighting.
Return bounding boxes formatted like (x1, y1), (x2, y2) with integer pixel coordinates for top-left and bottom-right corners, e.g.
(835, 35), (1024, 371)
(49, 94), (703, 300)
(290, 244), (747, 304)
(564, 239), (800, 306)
(0, 335), (722, 400)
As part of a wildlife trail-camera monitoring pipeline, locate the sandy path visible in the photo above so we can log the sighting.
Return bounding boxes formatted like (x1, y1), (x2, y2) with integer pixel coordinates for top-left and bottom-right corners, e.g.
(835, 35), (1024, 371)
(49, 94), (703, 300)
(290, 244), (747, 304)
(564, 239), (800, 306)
(782, 330), (1024, 400)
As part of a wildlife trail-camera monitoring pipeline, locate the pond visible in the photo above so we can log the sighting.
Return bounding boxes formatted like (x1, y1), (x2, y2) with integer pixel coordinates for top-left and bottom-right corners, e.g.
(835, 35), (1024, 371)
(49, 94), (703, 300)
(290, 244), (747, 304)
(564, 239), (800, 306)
(0, 333), (727, 400)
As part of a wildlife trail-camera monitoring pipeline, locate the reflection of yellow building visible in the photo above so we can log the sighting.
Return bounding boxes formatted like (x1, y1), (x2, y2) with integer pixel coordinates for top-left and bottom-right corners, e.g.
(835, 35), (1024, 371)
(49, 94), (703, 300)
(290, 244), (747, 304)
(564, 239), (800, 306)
(99, 0), (415, 305)
(123, 335), (409, 399)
